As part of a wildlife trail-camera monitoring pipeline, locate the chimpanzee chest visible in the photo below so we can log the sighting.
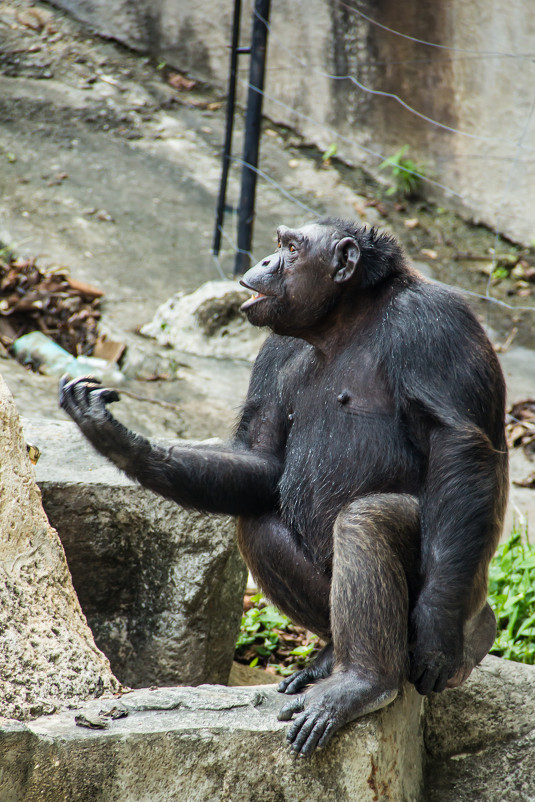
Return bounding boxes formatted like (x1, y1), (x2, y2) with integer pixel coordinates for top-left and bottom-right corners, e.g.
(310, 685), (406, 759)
(276, 349), (420, 551)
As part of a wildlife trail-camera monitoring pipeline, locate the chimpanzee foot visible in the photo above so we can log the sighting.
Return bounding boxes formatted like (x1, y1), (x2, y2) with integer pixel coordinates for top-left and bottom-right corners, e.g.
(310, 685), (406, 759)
(446, 602), (497, 689)
(278, 642), (334, 695)
(277, 670), (398, 757)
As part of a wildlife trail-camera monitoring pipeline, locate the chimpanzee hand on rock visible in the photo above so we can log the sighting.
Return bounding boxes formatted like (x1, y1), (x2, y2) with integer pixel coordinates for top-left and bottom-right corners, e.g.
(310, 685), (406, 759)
(409, 600), (464, 695)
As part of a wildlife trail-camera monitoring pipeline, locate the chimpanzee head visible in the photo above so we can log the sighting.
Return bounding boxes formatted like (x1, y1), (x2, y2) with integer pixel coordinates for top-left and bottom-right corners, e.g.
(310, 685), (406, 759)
(240, 219), (406, 336)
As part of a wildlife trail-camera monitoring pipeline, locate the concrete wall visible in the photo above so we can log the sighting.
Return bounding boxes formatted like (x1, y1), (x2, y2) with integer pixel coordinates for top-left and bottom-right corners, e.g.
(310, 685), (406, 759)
(48, 0), (535, 246)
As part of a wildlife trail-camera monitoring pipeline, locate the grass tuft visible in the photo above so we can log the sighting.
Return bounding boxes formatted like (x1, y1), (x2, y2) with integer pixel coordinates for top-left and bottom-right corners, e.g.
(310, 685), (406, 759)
(489, 525), (535, 664)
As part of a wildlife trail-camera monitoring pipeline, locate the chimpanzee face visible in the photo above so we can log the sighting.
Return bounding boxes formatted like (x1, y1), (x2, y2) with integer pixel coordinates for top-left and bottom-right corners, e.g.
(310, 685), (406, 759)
(240, 223), (360, 336)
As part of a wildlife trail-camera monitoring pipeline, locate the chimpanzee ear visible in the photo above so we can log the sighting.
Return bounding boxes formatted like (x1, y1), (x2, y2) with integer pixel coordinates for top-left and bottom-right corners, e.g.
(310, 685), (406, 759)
(332, 237), (361, 284)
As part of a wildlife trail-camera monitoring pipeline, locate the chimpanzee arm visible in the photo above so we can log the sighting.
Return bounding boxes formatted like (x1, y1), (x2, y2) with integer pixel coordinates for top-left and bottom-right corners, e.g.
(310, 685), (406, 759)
(59, 375), (283, 517)
(408, 418), (504, 693)
(387, 285), (507, 693)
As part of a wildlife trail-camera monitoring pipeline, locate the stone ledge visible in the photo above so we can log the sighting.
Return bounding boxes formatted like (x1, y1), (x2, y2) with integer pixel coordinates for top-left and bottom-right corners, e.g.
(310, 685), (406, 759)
(0, 684), (424, 802)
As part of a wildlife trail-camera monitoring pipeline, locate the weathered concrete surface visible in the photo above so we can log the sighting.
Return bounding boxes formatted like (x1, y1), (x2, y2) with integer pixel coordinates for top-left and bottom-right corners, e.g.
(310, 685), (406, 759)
(0, 376), (119, 720)
(0, 683), (425, 802)
(425, 656), (535, 802)
(48, 0), (535, 246)
(22, 417), (247, 689)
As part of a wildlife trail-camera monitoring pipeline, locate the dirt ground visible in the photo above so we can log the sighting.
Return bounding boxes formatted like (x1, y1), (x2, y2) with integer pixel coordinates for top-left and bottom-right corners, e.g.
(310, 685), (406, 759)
(0, 0), (534, 534)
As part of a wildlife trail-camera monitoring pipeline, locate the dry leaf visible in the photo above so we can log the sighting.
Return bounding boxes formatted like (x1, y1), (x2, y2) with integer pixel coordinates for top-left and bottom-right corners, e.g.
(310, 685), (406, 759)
(168, 73), (196, 91)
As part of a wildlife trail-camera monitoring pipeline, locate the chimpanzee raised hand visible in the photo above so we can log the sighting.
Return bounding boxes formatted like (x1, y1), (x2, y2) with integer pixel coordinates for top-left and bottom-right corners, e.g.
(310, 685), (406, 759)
(59, 219), (507, 757)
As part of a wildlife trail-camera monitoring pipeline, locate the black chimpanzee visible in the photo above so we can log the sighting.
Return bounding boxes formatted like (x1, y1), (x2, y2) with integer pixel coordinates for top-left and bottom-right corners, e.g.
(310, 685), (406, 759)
(59, 219), (508, 757)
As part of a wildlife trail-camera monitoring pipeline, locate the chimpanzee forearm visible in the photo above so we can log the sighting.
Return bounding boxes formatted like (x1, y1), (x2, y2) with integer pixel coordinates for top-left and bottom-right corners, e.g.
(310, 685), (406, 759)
(59, 376), (281, 516)
(417, 423), (503, 614)
(133, 439), (281, 515)
(408, 422), (505, 693)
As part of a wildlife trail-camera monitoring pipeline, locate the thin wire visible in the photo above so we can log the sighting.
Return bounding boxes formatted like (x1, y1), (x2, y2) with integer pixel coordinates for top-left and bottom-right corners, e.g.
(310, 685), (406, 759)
(220, 216), (257, 262)
(219, 155), (535, 314)
(238, 76), (456, 195)
(335, 0), (535, 59)
(451, 286), (535, 314)
(239, 76), (535, 232)
(486, 88), (535, 303)
(256, 10), (535, 152)
(210, 249), (227, 279)
(231, 157), (318, 215)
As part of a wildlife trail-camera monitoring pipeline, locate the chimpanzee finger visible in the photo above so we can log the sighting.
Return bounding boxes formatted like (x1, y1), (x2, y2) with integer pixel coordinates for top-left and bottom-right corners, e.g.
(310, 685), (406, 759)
(316, 721), (336, 750)
(287, 711), (314, 749)
(277, 696), (305, 721)
(433, 666), (451, 694)
(289, 711), (330, 757)
(91, 387), (120, 405)
(299, 716), (331, 757)
(59, 375), (99, 407)
(59, 375), (88, 415)
(278, 669), (308, 695)
(414, 667), (438, 696)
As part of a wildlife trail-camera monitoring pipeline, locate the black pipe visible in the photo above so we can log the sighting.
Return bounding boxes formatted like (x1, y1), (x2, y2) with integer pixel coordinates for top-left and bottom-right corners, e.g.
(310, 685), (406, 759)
(212, 0), (242, 257)
(234, 0), (270, 275)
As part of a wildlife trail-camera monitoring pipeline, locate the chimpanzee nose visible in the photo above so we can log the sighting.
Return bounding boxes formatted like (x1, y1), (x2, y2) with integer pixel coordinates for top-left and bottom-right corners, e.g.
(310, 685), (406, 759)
(241, 252), (280, 289)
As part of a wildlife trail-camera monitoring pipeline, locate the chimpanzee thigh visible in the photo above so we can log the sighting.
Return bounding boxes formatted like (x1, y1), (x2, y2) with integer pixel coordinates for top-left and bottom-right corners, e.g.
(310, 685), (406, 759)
(237, 513), (331, 638)
(331, 494), (420, 685)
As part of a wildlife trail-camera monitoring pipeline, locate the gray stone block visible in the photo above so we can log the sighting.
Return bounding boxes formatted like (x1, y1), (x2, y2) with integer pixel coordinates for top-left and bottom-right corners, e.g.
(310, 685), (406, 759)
(425, 656), (535, 802)
(23, 418), (247, 689)
(0, 684), (425, 802)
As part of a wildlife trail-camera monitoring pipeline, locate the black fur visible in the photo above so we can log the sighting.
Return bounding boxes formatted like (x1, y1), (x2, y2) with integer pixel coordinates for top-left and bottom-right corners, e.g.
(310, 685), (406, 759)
(59, 220), (508, 756)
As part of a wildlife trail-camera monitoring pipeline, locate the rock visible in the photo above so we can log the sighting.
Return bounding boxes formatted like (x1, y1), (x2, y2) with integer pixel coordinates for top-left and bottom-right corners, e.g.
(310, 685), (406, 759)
(0, 375), (119, 720)
(22, 417), (247, 688)
(141, 280), (268, 362)
(0, 683), (425, 802)
(425, 655), (535, 801)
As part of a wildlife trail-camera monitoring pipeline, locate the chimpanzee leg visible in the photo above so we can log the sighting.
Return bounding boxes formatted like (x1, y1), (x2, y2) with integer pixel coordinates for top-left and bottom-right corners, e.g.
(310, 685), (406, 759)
(237, 514), (331, 639)
(278, 494), (420, 757)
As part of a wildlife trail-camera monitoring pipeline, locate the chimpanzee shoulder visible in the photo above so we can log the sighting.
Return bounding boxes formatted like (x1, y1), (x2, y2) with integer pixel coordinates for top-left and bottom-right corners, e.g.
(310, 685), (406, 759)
(381, 277), (505, 435)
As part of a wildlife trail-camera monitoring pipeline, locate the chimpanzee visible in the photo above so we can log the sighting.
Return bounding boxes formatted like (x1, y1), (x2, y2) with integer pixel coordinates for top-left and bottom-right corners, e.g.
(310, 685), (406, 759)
(59, 218), (508, 757)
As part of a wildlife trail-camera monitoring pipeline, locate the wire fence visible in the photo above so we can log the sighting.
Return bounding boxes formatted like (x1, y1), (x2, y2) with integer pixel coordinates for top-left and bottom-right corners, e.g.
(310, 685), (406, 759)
(211, 0), (535, 317)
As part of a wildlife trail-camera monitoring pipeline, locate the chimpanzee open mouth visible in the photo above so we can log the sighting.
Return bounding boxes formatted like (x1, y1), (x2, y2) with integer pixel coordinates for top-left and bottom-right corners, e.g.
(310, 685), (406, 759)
(239, 280), (271, 310)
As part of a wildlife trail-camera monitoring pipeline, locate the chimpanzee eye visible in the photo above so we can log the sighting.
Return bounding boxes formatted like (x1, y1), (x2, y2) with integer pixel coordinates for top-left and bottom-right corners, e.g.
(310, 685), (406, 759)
(277, 241), (281, 249)
(289, 244), (296, 252)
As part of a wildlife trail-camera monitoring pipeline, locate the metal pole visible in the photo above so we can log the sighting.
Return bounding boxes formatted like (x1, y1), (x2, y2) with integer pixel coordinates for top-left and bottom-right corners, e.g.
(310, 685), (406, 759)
(234, 0), (270, 275)
(212, 0), (242, 257)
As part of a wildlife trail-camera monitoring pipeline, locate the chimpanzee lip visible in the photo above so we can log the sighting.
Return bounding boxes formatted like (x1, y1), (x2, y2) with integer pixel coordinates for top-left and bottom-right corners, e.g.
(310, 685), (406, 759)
(240, 280), (272, 311)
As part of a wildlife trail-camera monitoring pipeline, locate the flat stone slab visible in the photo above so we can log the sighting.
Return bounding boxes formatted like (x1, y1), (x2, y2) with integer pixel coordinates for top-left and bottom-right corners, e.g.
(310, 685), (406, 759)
(0, 684), (424, 802)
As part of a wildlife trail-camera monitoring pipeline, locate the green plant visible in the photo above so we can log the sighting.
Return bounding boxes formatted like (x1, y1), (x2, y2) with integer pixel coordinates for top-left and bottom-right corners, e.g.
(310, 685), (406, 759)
(491, 266), (509, 280)
(321, 142), (338, 165)
(379, 145), (423, 197)
(235, 594), (319, 674)
(488, 526), (535, 664)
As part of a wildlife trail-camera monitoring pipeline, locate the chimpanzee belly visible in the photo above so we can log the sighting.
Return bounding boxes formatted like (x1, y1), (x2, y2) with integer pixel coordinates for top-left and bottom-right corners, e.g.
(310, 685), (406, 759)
(277, 404), (421, 565)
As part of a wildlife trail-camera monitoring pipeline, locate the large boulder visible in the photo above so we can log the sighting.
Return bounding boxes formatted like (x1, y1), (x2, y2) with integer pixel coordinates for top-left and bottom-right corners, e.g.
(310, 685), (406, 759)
(0, 376), (119, 720)
(22, 417), (247, 688)
(140, 280), (268, 362)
